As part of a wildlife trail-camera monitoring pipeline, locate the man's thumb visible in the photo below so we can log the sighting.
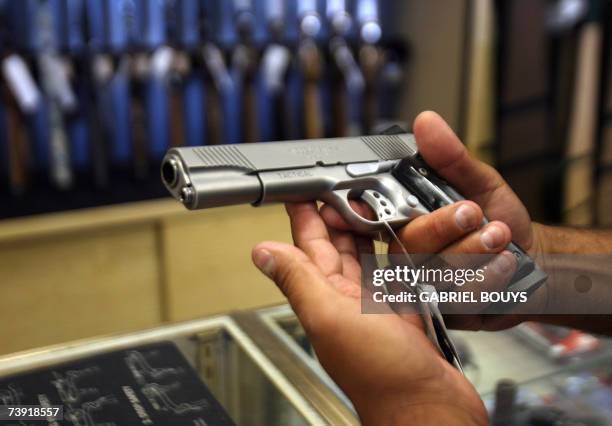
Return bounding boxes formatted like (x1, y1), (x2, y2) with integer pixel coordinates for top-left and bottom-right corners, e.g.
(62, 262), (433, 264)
(252, 242), (331, 315)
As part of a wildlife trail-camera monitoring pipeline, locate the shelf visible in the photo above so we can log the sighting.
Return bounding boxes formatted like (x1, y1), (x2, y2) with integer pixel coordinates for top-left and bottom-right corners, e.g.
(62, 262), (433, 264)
(0, 198), (185, 244)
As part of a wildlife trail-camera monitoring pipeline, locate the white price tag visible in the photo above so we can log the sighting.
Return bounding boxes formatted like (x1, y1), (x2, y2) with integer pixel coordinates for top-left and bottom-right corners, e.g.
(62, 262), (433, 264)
(2, 54), (41, 113)
(150, 46), (175, 79)
(262, 45), (291, 91)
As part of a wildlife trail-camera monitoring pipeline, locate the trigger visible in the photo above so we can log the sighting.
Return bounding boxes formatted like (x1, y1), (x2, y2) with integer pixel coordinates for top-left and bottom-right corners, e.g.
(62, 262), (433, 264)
(362, 190), (396, 221)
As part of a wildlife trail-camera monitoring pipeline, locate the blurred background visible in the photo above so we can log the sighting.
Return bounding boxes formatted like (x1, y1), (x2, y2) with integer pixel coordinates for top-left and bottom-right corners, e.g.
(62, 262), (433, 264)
(0, 0), (612, 422)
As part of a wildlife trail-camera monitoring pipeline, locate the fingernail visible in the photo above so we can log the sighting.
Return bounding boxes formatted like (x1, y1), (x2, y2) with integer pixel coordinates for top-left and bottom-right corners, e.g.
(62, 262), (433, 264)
(455, 204), (478, 230)
(481, 224), (505, 249)
(491, 252), (515, 274)
(253, 248), (275, 278)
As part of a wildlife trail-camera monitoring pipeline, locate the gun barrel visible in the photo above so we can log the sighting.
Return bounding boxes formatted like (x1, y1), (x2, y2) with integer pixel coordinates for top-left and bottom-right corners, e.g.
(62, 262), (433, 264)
(161, 133), (417, 209)
(162, 156), (262, 208)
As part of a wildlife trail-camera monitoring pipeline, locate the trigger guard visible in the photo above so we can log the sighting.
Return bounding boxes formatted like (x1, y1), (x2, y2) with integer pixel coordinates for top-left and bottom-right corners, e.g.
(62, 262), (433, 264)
(322, 189), (411, 233)
(322, 190), (373, 232)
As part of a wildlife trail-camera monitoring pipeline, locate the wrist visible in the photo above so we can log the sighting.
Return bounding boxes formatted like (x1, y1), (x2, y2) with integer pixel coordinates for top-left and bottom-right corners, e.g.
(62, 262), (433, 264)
(351, 369), (488, 426)
(529, 222), (550, 256)
(357, 400), (487, 426)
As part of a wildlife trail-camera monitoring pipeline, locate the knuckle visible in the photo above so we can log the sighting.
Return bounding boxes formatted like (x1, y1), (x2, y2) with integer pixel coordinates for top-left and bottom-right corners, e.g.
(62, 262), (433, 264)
(466, 231), (488, 253)
(496, 221), (513, 240)
(429, 213), (450, 243)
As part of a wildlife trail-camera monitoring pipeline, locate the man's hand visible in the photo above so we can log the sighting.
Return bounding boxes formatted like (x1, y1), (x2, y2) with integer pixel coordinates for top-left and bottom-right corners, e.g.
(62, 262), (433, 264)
(321, 111), (549, 331)
(403, 112), (546, 328)
(410, 112), (538, 252)
(323, 112), (612, 335)
(249, 110), (612, 424)
(252, 202), (488, 426)
(322, 111), (539, 254)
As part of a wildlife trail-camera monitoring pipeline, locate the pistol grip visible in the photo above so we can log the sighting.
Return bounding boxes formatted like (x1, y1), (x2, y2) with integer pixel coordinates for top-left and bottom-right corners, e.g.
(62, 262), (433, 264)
(503, 242), (547, 294)
(391, 155), (547, 298)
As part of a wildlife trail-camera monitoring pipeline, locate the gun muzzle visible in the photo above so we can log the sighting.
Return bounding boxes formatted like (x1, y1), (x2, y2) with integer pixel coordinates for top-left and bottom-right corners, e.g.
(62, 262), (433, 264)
(162, 154), (262, 209)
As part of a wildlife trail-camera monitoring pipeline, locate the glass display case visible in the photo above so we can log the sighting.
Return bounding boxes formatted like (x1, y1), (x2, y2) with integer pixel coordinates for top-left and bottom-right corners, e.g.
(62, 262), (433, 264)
(0, 313), (357, 425)
(254, 305), (612, 424)
(1, 305), (610, 425)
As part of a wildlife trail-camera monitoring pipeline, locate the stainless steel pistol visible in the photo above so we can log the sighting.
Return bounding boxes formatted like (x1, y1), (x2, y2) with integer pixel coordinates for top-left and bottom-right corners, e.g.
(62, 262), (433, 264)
(162, 130), (547, 294)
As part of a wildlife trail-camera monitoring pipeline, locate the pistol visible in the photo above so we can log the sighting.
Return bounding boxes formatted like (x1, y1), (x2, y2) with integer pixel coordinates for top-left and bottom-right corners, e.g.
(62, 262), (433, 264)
(161, 130), (547, 294)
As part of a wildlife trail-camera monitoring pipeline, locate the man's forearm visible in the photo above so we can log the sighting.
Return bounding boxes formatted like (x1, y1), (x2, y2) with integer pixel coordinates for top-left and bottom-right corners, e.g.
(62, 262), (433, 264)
(534, 223), (612, 254)
(530, 223), (612, 334)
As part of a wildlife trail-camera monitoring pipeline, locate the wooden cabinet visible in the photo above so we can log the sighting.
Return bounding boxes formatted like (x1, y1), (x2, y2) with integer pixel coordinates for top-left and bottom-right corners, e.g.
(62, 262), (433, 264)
(0, 201), (289, 355)
(160, 204), (289, 321)
(0, 223), (162, 354)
